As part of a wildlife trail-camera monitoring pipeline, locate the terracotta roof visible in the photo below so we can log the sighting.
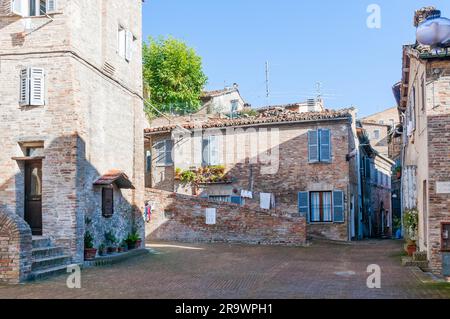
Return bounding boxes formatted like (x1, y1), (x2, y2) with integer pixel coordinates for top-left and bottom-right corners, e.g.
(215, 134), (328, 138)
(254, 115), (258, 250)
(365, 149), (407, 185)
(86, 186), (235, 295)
(145, 108), (354, 134)
(93, 170), (134, 189)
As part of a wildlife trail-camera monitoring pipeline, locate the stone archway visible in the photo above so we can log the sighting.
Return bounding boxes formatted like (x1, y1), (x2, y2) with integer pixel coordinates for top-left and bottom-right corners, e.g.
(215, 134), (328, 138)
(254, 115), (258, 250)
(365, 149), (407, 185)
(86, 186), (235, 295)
(0, 211), (32, 284)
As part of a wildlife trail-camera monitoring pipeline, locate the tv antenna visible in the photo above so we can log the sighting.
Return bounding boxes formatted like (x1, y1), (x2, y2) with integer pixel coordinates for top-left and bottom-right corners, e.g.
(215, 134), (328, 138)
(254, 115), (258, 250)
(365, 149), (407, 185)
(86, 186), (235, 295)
(265, 61), (270, 106)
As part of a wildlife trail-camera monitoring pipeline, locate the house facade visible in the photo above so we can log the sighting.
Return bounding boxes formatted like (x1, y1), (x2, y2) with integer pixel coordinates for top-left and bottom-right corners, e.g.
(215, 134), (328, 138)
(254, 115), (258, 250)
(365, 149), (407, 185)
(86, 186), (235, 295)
(197, 85), (246, 116)
(395, 7), (450, 275)
(0, 0), (145, 283)
(145, 108), (361, 242)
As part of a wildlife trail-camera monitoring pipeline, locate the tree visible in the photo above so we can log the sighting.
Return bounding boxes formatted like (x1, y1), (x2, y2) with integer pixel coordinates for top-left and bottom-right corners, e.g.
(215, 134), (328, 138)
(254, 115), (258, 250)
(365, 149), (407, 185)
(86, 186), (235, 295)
(143, 37), (208, 116)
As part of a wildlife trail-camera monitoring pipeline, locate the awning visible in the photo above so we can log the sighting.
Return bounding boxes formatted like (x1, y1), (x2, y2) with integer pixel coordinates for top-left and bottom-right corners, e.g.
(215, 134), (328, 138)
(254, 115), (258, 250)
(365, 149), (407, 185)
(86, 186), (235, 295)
(93, 170), (135, 189)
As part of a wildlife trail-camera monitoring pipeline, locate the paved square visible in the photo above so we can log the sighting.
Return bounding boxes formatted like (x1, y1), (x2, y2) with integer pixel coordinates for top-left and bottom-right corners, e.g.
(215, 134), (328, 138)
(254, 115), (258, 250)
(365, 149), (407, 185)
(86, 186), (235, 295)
(0, 240), (449, 299)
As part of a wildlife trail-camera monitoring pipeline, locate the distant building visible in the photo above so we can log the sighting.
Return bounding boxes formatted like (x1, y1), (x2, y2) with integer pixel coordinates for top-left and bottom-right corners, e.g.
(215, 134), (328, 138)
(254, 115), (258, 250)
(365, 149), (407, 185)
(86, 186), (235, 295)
(361, 107), (400, 157)
(256, 98), (325, 114)
(197, 85), (246, 116)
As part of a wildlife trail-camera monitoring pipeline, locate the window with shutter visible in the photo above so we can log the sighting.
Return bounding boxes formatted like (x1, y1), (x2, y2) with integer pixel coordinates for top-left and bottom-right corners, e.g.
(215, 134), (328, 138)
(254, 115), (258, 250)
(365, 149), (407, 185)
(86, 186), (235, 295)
(319, 129), (331, 162)
(11, 0), (25, 16)
(45, 0), (55, 12)
(118, 26), (126, 58)
(202, 137), (210, 166)
(19, 68), (30, 105)
(308, 130), (319, 163)
(333, 190), (345, 223)
(30, 68), (45, 106)
(102, 188), (114, 218)
(154, 140), (173, 166)
(125, 31), (133, 62)
(298, 192), (309, 220)
(165, 139), (173, 165)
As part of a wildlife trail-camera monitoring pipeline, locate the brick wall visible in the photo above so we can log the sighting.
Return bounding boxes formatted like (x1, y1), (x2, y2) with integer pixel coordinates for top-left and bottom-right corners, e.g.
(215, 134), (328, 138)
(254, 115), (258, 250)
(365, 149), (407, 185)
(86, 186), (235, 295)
(145, 189), (307, 246)
(427, 114), (450, 272)
(0, 211), (32, 284)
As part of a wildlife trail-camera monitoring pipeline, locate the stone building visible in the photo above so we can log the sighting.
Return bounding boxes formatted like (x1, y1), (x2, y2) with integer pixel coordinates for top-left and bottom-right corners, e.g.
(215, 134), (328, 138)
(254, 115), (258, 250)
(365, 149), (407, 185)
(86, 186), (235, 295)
(360, 107), (400, 157)
(0, 0), (145, 283)
(394, 7), (450, 275)
(197, 85), (246, 116)
(144, 108), (361, 242)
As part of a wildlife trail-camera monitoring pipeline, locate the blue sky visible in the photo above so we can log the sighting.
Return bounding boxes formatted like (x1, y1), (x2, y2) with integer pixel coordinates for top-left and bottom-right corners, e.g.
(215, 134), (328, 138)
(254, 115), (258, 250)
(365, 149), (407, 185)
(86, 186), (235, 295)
(142, 1), (450, 117)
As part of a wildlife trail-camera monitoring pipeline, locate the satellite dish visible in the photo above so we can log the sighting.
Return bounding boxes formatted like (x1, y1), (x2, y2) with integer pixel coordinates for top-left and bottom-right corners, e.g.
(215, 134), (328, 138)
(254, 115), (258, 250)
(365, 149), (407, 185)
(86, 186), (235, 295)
(416, 13), (450, 47)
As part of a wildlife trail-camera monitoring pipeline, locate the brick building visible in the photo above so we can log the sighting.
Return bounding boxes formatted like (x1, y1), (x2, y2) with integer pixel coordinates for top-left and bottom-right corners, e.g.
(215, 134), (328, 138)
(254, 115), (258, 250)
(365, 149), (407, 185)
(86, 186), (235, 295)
(144, 108), (361, 242)
(394, 7), (450, 275)
(0, 0), (145, 283)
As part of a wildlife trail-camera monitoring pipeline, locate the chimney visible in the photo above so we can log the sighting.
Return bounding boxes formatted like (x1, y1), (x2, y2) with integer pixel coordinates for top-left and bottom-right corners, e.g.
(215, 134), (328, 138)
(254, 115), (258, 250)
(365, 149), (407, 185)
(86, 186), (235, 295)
(414, 6), (440, 27)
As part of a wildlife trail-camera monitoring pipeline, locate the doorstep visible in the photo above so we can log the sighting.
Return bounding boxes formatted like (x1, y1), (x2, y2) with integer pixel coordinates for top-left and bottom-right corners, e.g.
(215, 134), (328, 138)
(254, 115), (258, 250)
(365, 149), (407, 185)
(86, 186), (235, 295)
(84, 248), (150, 267)
(410, 266), (447, 284)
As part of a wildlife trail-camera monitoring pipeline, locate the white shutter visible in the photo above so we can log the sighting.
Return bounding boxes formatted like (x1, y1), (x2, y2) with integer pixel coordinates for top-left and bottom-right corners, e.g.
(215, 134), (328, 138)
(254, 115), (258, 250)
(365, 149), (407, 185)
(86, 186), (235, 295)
(11, 0), (25, 16)
(118, 28), (126, 58)
(45, 0), (56, 13)
(19, 68), (30, 105)
(125, 30), (133, 62)
(29, 68), (45, 106)
(46, 0), (56, 12)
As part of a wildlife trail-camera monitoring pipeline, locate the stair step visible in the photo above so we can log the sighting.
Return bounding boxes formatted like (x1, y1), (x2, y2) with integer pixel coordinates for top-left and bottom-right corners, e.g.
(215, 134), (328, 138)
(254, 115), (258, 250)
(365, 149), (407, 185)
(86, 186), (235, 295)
(413, 251), (428, 261)
(32, 237), (52, 249)
(30, 264), (77, 281)
(32, 255), (71, 272)
(32, 247), (65, 259)
(402, 256), (429, 269)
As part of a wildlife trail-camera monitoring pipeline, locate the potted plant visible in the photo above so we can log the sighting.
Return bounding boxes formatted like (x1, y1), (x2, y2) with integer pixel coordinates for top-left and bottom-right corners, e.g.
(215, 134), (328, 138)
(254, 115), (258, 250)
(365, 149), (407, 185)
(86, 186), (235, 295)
(403, 209), (418, 256)
(119, 240), (128, 253)
(98, 243), (107, 256)
(105, 231), (118, 254)
(126, 230), (141, 250)
(84, 231), (97, 260)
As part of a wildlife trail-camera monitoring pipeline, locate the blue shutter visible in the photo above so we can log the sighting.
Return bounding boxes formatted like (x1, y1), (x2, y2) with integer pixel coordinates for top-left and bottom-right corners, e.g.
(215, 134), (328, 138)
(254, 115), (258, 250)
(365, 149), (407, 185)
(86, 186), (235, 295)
(319, 129), (331, 162)
(298, 192), (309, 222)
(308, 130), (319, 163)
(333, 191), (345, 223)
(231, 196), (243, 205)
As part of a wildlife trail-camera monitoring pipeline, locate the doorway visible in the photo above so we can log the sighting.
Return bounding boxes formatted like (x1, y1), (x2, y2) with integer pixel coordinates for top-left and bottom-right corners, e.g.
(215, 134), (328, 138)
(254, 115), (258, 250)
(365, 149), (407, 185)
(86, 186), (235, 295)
(24, 160), (43, 235)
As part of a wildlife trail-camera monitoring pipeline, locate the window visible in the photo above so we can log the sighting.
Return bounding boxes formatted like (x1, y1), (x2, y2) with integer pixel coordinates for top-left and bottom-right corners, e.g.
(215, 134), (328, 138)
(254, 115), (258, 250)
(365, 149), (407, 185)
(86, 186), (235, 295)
(154, 140), (173, 166)
(208, 195), (231, 203)
(373, 130), (380, 139)
(310, 191), (332, 222)
(202, 135), (221, 166)
(118, 26), (134, 62)
(20, 67), (45, 106)
(102, 188), (114, 218)
(145, 150), (151, 172)
(379, 120), (384, 125)
(298, 190), (345, 223)
(308, 129), (331, 163)
(11, 0), (56, 17)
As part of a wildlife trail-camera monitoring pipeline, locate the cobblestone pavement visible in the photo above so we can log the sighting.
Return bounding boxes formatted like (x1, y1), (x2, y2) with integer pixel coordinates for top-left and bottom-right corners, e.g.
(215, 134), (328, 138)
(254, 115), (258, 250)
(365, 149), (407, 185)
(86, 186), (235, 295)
(0, 240), (449, 299)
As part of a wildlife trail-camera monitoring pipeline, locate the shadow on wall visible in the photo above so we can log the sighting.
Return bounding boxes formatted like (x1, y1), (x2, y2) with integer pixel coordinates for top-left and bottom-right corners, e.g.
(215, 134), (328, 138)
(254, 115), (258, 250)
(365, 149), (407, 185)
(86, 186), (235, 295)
(0, 133), (144, 283)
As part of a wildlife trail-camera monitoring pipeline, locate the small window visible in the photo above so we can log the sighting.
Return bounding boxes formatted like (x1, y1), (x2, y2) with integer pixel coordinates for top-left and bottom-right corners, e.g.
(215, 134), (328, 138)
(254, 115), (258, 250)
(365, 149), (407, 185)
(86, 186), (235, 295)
(373, 130), (380, 139)
(379, 120), (384, 125)
(145, 150), (152, 172)
(102, 188), (114, 218)
(154, 140), (173, 166)
(12, 0), (55, 17)
(209, 195), (231, 203)
(118, 26), (134, 62)
(20, 67), (45, 106)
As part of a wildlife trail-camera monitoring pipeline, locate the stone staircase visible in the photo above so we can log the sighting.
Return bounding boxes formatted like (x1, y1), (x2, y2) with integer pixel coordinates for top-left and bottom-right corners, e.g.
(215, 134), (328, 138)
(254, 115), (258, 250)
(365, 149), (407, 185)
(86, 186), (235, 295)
(402, 251), (430, 271)
(30, 237), (73, 281)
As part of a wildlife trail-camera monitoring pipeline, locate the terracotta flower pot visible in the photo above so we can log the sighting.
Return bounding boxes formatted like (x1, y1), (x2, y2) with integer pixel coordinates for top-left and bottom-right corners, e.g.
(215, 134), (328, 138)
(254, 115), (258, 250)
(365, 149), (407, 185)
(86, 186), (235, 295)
(407, 244), (417, 256)
(136, 239), (142, 248)
(84, 248), (97, 261)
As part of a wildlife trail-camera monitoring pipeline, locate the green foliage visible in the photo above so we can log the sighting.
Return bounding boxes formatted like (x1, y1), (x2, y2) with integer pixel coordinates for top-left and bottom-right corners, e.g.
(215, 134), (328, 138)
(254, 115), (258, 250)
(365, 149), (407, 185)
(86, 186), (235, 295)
(143, 36), (208, 116)
(125, 231), (140, 245)
(104, 231), (118, 246)
(403, 209), (419, 242)
(84, 231), (94, 249)
(178, 166), (230, 185)
(238, 108), (258, 117)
